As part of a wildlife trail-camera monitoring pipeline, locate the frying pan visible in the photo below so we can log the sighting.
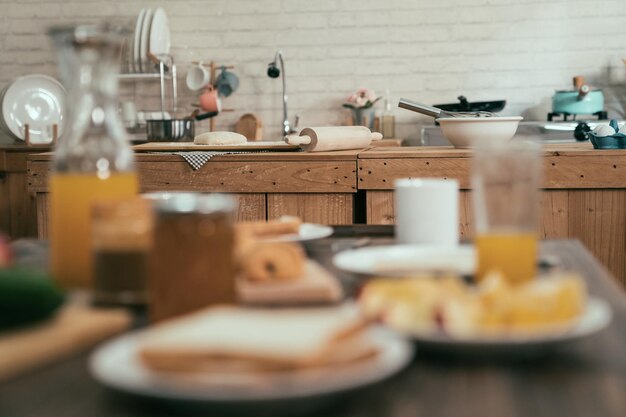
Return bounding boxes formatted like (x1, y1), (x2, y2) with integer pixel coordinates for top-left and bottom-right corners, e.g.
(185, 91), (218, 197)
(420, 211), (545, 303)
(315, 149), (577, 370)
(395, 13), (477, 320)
(434, 96), (506, 113)
(146, 111), (218, 142)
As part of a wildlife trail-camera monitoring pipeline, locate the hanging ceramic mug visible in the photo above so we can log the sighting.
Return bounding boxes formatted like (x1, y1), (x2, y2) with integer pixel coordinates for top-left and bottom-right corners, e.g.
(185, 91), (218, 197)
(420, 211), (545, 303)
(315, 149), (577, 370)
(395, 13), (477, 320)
(214, 66), (239, 97)
(199, 85), (222, 113)
(185, 61), (210, 91)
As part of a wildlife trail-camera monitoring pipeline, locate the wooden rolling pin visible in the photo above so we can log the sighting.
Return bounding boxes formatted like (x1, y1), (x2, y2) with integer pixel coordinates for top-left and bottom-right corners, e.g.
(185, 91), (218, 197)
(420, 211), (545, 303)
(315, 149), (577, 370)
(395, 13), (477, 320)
(285, 126), (383, 152)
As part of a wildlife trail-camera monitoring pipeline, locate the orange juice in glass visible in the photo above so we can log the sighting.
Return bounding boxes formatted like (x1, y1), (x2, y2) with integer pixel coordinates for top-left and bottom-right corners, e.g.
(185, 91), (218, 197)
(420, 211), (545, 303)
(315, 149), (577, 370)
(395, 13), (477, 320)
(472, 140), (542, 285)
(50, 172), (138, 288)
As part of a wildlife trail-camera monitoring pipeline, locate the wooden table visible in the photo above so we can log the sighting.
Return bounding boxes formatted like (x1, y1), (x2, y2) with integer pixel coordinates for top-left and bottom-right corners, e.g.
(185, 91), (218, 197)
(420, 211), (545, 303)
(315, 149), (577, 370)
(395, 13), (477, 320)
(1, 227), (625, 417)
(359, 144), (626, 287)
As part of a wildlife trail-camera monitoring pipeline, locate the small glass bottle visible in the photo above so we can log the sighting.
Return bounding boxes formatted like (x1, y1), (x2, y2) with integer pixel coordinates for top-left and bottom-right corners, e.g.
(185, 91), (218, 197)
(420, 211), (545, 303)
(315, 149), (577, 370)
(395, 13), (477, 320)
(381, 89), (396, 139)
(48, 25), (138, 288)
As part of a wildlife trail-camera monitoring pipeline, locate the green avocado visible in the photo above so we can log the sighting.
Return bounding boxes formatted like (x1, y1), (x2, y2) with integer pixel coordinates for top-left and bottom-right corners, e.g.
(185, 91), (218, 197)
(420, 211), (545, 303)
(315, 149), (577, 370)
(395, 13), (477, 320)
(0, 267), (65, 330)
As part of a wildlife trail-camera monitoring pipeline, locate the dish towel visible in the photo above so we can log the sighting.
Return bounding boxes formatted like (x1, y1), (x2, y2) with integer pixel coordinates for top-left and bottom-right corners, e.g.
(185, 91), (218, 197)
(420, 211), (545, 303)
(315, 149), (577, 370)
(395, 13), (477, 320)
(172, 151), (268, 170)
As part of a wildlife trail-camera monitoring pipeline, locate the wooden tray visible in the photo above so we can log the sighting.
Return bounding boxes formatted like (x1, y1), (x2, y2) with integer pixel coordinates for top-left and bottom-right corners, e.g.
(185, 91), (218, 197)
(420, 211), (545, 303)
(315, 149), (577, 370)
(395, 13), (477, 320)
(133, 141), (300, 152)
(237, 260), (343, 305)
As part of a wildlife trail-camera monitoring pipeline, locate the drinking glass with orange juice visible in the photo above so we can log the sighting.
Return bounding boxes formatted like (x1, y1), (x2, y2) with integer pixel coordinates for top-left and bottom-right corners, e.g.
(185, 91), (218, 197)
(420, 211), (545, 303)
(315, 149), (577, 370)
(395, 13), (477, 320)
(472, 140), (542, 285)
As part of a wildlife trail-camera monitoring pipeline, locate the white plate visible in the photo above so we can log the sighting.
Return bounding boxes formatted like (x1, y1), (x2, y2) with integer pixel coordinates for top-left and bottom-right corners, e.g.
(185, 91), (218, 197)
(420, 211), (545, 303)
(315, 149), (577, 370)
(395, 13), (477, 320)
(405, 297), (612, 352)
(263, 223), (334, 242)
(132, 8), (146, 73)
(139, 8), (153, 73)
(1, 74), (66, 142)
(125, 34), (134, 74)
(89, 328), (413, 404)
(149, 7), (170, 56)
(333, 244), (475, 276)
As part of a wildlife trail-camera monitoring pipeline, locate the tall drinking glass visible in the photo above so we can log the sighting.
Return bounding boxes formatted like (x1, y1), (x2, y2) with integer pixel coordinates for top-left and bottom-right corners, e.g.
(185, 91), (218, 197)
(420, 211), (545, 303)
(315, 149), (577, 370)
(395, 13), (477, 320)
(472, 141), (542, 285)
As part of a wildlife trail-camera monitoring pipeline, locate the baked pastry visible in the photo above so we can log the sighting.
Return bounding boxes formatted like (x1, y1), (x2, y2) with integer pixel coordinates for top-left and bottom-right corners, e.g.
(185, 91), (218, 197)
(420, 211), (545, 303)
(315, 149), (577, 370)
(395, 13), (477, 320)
(240, 242), (305, 282)
(235, 216), (301, 239)
(194, 131), (247, 145)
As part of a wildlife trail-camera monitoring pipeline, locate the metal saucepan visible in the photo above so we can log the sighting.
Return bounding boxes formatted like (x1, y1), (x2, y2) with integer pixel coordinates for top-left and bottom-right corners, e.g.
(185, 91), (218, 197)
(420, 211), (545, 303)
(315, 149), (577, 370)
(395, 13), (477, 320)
(146, 111), (218, 142)
(552, 76), (604, 115)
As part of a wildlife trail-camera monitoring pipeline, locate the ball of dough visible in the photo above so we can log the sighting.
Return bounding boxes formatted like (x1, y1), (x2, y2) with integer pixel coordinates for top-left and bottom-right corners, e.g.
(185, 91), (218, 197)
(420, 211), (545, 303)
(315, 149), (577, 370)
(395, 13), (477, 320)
(194, 131), (247, 145)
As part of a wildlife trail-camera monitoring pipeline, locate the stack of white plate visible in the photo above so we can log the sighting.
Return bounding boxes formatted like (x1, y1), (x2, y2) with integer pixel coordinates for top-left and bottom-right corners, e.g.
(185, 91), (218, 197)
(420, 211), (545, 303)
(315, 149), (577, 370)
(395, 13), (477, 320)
(0, 74), (67, 143)
(126, 7), (171, 74)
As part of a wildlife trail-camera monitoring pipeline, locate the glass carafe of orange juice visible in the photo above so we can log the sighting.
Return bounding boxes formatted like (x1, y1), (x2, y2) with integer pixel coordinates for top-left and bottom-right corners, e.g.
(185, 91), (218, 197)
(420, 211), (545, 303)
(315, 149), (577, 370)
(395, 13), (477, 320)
(48, 25), (138, 288)
(472, 141), (542, 285)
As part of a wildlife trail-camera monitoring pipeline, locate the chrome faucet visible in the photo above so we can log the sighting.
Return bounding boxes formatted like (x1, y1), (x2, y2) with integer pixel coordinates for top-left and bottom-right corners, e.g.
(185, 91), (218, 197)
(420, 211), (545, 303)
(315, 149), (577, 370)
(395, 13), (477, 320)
(267, 50), (297, 136)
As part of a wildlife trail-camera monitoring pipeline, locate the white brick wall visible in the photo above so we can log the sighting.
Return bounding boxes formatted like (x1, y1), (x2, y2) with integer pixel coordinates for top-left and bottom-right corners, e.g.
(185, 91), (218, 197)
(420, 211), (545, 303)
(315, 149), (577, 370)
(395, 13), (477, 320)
(1, 0), (625, 143)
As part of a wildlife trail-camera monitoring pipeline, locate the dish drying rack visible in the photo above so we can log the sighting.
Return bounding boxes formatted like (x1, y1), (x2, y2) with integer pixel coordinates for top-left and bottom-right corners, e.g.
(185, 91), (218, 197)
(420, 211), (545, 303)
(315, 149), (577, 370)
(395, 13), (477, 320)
(118, 53), (177, 116)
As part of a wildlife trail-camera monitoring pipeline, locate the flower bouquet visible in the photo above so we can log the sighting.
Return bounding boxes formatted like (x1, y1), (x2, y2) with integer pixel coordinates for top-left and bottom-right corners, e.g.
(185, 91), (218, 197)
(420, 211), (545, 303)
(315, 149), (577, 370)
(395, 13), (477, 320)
(343, 88), (381, 128)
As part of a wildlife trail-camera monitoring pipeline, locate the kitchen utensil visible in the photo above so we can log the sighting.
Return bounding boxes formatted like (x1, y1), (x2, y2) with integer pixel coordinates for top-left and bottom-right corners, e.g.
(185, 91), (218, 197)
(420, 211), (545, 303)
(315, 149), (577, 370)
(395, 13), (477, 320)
(145, 110), (218, 142)
(395, 178), (459, 247)
(132, 8), (146, 73)
(89, 326), (412, 411)
(552, 76), (604, 115)
(132, 141), (300, 151)
(588, 119), (626, 149)
(199, 85), (221, 113)
(185, 61), (210, 91)
(148, 7), (170, 56)
(434, 96), (506, 113)
(139, 8), (153, 73)
(1, 74), (67, 142)
(437, 116), (523, 148)
(285, 126), (383, 152)
(235, 113), (263, 140)
(398, 97), (497, 118)
(215, 65), (239, 97)
(333, 244), (475, 276)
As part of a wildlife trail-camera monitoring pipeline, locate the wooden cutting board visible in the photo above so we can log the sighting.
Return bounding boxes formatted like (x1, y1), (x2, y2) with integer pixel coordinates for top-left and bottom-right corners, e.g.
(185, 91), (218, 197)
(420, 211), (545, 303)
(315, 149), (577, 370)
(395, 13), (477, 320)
(235, 113), (263, 141)
(0, 304), (132, 382)
(237, 260), (343, 305)
(133, 141), (299, 152)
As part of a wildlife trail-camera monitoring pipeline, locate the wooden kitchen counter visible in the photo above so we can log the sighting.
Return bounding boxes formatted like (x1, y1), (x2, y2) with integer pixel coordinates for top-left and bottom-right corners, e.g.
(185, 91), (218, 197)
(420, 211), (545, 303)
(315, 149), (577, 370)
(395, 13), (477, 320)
(358, 143), (626, 287)
(27, 150), (360, 237)
(1, 143), (52, 238)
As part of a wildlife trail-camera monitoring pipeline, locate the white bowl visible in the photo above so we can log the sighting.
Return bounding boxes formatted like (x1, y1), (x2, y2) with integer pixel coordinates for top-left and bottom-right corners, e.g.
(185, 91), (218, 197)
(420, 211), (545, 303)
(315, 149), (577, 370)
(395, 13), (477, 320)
(437, 116), (523, 148)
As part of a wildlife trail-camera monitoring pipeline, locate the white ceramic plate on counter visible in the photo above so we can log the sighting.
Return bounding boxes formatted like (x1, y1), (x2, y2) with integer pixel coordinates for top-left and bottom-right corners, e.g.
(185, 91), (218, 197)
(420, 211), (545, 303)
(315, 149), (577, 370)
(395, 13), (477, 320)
(89, 328), (413, 408)
(1, 74), (66, 142)
(333, 244), (475, 276)
(403, 297), (612, 353)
